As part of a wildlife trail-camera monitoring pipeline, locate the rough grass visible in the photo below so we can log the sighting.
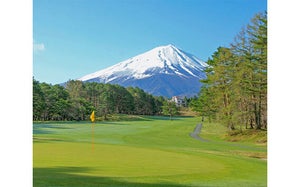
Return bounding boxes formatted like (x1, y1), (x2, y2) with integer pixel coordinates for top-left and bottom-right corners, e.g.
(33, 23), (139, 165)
(33, 116), (267, 187)
(224, 129), (267, 145)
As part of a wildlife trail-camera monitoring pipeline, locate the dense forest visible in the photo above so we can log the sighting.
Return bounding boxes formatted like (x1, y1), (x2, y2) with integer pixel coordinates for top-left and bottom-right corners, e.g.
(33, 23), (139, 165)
(33, 79), (166, 121)
(190, 12), (267, 130)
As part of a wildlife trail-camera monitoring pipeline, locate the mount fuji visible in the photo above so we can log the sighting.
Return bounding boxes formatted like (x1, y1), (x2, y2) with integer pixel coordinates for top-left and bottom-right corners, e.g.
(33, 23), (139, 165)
(78, 44), (208, 97)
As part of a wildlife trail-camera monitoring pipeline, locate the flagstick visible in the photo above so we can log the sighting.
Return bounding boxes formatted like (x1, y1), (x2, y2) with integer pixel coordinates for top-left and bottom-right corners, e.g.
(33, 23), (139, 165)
(92, 122), (94, 152)
(90, 110), (95, 152)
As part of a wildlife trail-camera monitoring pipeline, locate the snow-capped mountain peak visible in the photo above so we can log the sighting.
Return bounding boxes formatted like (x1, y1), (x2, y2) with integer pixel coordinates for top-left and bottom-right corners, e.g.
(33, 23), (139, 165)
(79, 44), (207, 82)
(78, 44), (207, 97)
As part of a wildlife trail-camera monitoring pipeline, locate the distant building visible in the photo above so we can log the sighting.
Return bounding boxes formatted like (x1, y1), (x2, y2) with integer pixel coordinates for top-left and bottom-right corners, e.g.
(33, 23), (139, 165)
(171, 96), (187, 107)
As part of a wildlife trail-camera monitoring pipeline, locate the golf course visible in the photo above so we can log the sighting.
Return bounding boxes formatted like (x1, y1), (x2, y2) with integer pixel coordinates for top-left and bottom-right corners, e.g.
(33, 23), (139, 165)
(33, 116), (267, 186)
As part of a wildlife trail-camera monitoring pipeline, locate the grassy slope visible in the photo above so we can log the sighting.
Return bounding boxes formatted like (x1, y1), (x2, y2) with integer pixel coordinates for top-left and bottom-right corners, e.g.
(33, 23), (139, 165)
(33, 116), (267, 187)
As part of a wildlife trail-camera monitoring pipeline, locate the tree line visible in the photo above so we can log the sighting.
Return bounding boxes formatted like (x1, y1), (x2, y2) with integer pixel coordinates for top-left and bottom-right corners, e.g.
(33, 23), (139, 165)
(33, 79), (166, 121)
(191, 12), (267, 130)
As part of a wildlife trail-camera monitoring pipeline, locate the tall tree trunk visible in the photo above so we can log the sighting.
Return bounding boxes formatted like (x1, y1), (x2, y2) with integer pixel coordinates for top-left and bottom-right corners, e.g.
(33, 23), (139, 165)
(255, 93), (262, 129)
(250, 118), (254, 129)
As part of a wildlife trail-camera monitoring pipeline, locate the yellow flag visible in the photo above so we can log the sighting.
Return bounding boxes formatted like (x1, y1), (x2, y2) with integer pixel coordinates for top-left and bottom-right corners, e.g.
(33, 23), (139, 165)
(90, 111), (95, 123)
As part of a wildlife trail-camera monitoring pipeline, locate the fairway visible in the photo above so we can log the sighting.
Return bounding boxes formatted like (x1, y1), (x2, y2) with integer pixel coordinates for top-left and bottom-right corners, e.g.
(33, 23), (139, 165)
(33, 117), (267, 187)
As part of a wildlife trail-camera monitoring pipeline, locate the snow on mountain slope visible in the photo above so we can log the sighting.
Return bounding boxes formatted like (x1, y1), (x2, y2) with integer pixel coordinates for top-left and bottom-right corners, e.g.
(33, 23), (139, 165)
(78, 44), (208, 97)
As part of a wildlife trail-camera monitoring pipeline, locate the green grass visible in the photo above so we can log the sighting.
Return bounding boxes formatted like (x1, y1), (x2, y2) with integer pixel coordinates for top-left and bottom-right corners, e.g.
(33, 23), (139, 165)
(33, 116), (267, 187)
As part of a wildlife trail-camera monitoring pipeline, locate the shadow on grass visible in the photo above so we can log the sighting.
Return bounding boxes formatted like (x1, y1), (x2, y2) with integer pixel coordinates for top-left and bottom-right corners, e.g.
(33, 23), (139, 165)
(33, 124), (73, 129)
(33, 124), (73, 135)
(33, 129), (54, 135)
(33, 167), (192, 187)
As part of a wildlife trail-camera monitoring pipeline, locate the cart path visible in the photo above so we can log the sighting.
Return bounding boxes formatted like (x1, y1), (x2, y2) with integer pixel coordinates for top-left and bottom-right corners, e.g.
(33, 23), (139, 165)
(189, 124), (267, 151)
(190, 123), (209, 142)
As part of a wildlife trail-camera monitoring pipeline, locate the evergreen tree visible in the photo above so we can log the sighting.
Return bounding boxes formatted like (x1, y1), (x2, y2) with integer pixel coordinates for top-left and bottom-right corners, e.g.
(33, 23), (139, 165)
(202, 47), (237, 130)
(231, 12), (267, 129)
(191, 12), (267, 131)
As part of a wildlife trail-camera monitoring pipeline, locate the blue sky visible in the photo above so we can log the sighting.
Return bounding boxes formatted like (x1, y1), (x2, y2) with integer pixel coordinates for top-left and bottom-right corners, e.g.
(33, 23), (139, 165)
(33, 0), (267, 84)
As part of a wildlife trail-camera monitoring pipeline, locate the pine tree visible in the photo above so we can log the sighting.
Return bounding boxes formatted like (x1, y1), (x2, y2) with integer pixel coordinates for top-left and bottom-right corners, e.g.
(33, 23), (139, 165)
(231, 12), (267, 129)
(192, 12), (267, 131)
(202, 47), (237, 130)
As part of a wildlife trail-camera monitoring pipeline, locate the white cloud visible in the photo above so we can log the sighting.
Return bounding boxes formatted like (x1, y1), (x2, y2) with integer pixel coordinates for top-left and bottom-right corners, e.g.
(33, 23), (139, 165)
(33, 41), (45, 52)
